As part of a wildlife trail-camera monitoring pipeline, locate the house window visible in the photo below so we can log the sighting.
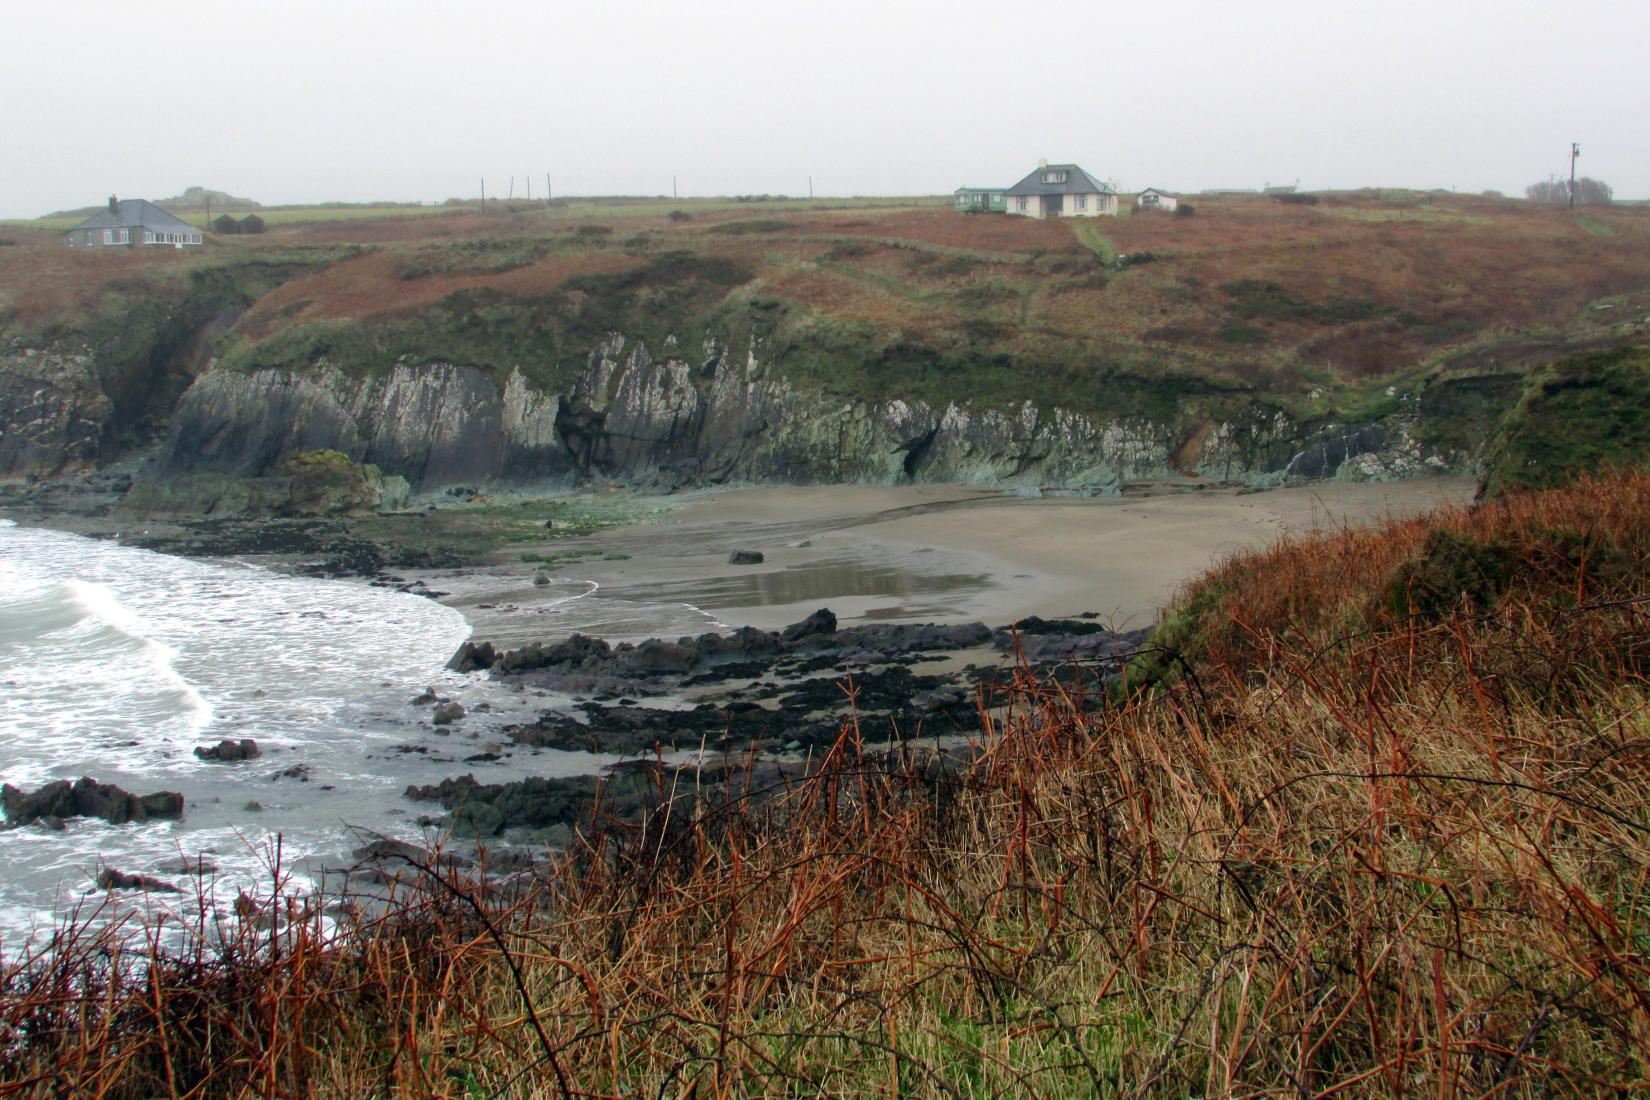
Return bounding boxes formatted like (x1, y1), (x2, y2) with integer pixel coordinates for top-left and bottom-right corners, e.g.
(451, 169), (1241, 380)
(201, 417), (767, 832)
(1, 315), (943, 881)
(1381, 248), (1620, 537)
(1016, 197), (1029, 212)
(1075, 195), (1087, 210)
(1042, 171), (1067, 184)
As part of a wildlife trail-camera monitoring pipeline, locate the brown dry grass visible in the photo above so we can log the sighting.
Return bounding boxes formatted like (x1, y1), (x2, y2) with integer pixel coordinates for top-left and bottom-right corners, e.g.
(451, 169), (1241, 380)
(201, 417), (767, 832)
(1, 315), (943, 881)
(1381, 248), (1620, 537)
(5, 469), (1648, 1097)
(5, 192), (1650, 409)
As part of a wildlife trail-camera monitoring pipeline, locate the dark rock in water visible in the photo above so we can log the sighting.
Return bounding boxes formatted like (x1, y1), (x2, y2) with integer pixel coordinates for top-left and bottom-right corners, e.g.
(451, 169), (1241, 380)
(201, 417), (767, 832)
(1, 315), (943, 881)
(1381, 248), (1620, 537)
(432, 701), (467, 725)
(1, 777), (184, 827)
(243, 800), (264, 812)
(97, 867), (181, 893)
(348, 837), (472, 871)
(295, 536), (384, 578)
(195, 738), (260, 763)
(781, 607), (837, 642)
(411, 686), (441, 705)
(728, 550), (764, 565)
(406, 774), (604, 837)
(353, 837), (426, 863)
(170, 857), (219, 875)
(446, 641), (497, 673)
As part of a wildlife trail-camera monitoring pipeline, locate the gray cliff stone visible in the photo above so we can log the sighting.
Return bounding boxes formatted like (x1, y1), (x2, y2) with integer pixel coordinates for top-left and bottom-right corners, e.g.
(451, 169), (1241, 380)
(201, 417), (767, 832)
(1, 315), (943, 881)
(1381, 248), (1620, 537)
(152, 332), (1456, 494)
(0, 347), (112, 478)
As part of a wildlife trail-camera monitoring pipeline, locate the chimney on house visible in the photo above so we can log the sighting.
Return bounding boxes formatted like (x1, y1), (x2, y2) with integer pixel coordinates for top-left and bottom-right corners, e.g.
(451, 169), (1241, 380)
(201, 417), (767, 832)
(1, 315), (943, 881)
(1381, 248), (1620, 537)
(108, 195), (118, 212)
(1038, 158), (1048, 169)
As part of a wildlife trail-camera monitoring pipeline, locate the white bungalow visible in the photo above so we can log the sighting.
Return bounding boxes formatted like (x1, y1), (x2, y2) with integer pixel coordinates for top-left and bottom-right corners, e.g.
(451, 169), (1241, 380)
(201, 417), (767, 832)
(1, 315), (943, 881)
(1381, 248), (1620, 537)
(1135, 188), (1179, 212)
(1003, 161), (1118, 219)
(65, 196), (203, 249)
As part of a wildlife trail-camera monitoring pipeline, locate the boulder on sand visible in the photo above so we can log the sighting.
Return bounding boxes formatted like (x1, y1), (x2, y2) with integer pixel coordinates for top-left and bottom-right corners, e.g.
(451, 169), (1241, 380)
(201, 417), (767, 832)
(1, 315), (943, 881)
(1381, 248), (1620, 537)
(728, 550), (764, 565)
(781, 607), (837, 642)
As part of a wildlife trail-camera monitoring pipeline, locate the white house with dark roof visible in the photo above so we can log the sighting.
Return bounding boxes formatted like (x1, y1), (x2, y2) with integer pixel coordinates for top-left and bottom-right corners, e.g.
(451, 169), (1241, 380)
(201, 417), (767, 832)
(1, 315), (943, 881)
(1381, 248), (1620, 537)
(1135, 187), (1179, 212)
(1003, 161), (1117, 219)
(65, 196), (202, 249)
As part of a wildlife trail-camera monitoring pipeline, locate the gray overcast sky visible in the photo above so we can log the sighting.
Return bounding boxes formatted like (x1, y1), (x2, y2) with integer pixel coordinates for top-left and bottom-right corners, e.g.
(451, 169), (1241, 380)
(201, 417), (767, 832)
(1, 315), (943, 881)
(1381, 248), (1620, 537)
(3, 0), (1647, 218)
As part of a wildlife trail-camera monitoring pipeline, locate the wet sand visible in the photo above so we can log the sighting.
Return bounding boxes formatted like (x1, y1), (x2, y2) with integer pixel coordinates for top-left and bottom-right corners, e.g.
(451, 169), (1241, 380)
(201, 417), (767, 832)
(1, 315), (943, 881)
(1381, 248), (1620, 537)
(448, 478), (1474, 647)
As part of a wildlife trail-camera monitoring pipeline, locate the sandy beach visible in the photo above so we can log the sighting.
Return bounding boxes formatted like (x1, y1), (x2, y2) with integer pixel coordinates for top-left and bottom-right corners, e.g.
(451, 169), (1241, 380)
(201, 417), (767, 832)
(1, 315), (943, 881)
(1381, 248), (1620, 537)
(447, 477), (1475, 647)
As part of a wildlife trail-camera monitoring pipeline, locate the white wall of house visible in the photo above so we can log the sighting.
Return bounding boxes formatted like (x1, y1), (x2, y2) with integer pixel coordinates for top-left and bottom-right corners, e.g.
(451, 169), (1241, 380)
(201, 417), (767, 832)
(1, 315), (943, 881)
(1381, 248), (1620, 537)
(1006, 191), (1117, 219)
(1136, 190), (1179, 212)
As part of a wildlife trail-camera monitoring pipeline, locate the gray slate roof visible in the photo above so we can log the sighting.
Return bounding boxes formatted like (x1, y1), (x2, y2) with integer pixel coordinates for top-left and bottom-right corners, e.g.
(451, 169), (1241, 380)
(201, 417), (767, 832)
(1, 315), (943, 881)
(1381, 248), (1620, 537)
(71, 199), (197, 233)
(1005, 164), (1115, 197)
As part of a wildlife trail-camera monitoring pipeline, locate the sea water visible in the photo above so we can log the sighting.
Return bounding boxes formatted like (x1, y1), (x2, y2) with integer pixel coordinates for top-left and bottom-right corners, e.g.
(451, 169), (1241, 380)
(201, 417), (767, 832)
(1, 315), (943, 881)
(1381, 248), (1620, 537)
(0, 520), (631, 946)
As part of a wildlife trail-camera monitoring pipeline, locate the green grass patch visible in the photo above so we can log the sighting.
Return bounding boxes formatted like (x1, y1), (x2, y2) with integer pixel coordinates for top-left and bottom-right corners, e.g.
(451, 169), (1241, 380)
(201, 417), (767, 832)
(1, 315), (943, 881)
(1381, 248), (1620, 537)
(707, 219), (794, 235)
(395, 237), (553, 279)
(1218, 323), (1266, 345)
(1221, 279), (1393, 325)
(1072, 222), (1118, 264)
(1478, 345), (1650, 497)
(1574, 214), (1614, 238)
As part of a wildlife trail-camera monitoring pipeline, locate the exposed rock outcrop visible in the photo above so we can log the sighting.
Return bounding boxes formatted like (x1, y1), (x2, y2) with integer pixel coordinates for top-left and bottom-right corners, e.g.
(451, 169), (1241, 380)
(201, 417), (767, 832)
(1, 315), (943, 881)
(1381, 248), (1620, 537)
(0, 346), (111, 478)
(155, 333), (1457, 495)
(195, 738), (260, 763)
(1, 777), (185, 827)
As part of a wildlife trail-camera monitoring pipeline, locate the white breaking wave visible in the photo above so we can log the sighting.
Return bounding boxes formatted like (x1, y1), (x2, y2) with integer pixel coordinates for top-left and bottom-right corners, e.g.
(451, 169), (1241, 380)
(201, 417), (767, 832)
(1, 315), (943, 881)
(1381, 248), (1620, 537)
(0, 522), (713, 948)
(64, 577), (217, 737)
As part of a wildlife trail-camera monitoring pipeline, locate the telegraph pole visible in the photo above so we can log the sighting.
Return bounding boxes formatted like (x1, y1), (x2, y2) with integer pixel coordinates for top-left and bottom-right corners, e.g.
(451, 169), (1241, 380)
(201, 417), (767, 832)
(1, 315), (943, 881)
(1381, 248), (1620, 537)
(1569, 142), (1580, 209)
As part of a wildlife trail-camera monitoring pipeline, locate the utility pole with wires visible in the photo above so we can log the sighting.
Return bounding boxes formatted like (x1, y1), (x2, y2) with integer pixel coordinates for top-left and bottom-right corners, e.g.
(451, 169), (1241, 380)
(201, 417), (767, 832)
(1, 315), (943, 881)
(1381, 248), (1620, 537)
(1568, 142), (1580, 209)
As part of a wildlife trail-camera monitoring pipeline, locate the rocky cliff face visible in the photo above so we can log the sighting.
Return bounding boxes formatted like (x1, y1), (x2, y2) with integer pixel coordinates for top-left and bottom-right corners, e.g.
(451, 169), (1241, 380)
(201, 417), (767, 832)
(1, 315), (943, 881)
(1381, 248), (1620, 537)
(154, 332), (1451, 494)
(0, 345), (112, 478)
(1, 258), (323, 482)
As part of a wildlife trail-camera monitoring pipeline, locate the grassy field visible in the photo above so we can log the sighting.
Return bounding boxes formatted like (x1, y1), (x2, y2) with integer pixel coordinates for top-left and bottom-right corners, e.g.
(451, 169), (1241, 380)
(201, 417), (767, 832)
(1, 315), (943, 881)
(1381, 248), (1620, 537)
(4, 467), (1647, 1096)
(0, 195), (942, 233)
(4, 190), (1649, 424)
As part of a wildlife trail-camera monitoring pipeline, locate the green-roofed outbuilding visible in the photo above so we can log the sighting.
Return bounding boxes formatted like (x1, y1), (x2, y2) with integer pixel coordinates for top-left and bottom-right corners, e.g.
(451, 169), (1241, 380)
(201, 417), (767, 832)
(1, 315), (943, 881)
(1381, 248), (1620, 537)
(953, 187), (1006, 213)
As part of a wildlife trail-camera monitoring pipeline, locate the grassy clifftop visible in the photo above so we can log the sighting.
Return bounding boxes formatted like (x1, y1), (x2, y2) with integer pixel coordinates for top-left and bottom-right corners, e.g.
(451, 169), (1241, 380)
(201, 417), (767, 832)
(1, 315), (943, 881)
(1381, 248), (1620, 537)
(1478, 344), (1650, 497)
(6, 192), (1650, 431)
